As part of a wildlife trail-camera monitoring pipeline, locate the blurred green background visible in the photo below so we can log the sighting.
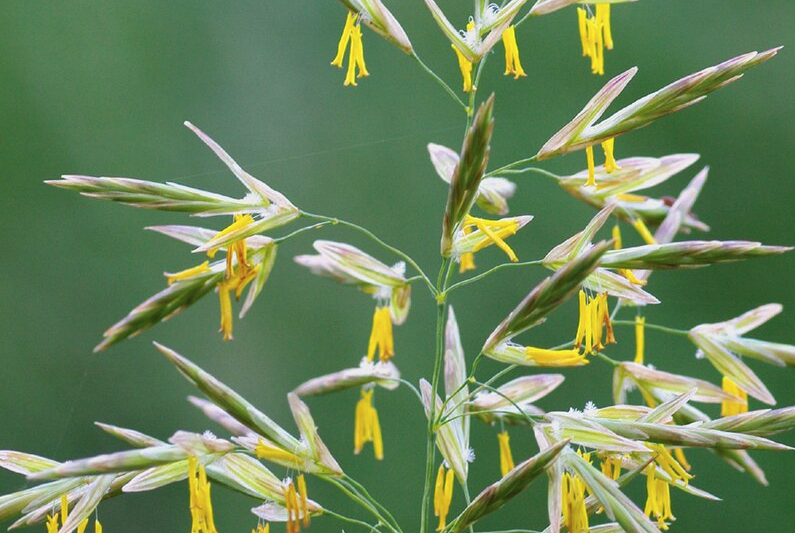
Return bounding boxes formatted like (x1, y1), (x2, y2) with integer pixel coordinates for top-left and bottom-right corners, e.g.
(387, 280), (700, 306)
(1, 0), (793, 532)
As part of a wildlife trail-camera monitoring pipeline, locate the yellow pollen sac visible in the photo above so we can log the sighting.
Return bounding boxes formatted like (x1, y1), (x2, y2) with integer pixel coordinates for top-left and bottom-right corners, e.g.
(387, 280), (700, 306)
(525, 346), (589, 367)
(561, 472), (589, 533)
(497, 431), (515, 476)
(673, 448), (692, 472)
(367, 306), (394, 362)
(501, 26), (526, 79)
(452, 45), (473, 93)
(433, 465), (455, 531)
(577, 5), (613, 75)
(255, 440), (303, 468)
(332, 13), (368, 87)
(283, 479), (304, 533)
(458, 252), (475, 273)
(208, 214), (255, 273)
(354, 388), (384, 459)
(60, 494), (69, 526)
(644, 464), (675, 530)
(216, 261), (261, 341)
(612, 225), (622, 249)
(94, 520), (103, 533)
(601, 138), (619, 173)
(463, 215), (520, 262)
(600, 455), (622, 481)
(631, 218), (657, 245)
(585, 146), (596, 187)
(649, 444), (694, 485)
(77, 518), (90, 533)
(252, 525), (270, 533)
(575, 291), (614, 354)
(187, 455), (219, 533)
(166, 261), (211, 285)
(634, 316), (645, 364)
(721, 377), (749, 417)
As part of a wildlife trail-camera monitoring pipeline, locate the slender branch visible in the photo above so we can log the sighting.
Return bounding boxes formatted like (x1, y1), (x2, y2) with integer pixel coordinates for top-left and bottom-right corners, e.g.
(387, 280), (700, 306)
(324, 509), (383, 533)
(411, 52), (469, 111)
(592, 351), (620, 367)
(612, 320), (690, 337)
(325, 477), (401, 533)
(444, 260), (542, 295)
(301, 211), (437, 296)
(486, 155), (538, 177)
(488, 166), (560, 180)
(274, 221), (333, 244)
(343, 475), (404, 533)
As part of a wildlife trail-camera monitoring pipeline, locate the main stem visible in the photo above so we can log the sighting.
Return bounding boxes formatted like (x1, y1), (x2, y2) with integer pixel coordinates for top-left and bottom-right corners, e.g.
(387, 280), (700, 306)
(420, 258), (452, 533)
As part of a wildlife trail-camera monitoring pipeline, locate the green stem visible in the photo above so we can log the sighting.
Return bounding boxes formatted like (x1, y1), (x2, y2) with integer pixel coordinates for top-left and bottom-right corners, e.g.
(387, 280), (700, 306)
(420, 284), (449, 533)
(487, 156), (538, 177)
(301, 211), (437, 297)
(412, 52), (469, 112)
(466, 54), (490, 129)
(326, 477), (401, 533)
(592, 351), (620, 367)
(444, 260), (542, 295)
(324, 509), (382, 533)
(488, 166), (560, 180)
(274, 221), (333, 244)
(612, 320), (690, 337)
(343, 475), (404, 533)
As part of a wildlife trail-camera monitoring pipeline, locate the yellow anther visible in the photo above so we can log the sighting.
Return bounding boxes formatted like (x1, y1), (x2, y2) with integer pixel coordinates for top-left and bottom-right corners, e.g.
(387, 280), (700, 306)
(575, 290), (614, 355)
(600, 455), (622, 481)
(585, 146), (596, 186)
(497, 431), (515, 476)
(721, 376), (749, 417)
(631, 218), (657, 245)
(562, 472), (589, 533)
(525, 346), (589, 366)
(367, 306), (394, 362)
(433, 465), (455, 531)
(644, 464), (674, 530)
(166, 261), (211, 285)
(501, 26), (526, 79)
(577, 4), (614, 76)
(332, 13), (368, 87)
(634, 316), (645, 364)
(452, 45), (473, 92)
(463, 215), (520, 262)
(256, 440), (303, 467)
(354, 388), (384, 460)
(187, 455), (219, 533)
(601, 138), (619, 173)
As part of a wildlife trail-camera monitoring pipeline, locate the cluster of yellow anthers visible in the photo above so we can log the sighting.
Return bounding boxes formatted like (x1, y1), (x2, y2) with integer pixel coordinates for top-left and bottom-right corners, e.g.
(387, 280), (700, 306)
(561, 456), (591, 533)
(187, 456), (219, 533)
(453, 23), (526, 93)
(253, 443), (312, 533)
(577, 4), (613, 76)
(612, 225), (648, 286)
(458, 214), (520, 273)
(354, 388), (384, 459)
(521, 289), (615, 366)
(644, 444), (694, 530)
(584, 138), (619, 187)
(433, 465), (455, 531)
(721, 376), (749, 417)
(331, 13), (369, 86)
(211, 215), (262, 340)
(497, 430), (516, 476)
(45, 495), (101, 533)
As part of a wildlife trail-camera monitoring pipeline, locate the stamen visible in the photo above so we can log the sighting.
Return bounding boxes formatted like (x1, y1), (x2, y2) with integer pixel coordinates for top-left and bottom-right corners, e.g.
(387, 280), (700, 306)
(601, 138), (619, 173)
(331, 13), (357, 67)
(354, 388), (384, 459)
(464, 215), (519, 262)
(497, 431), (515, 476)
(631, 218), (657, 245)
(166, 261), (211, 285)
(721, 376), (749, 417)
(501, 26), (526, 79)
(634, 316), (645, 364)
(561, 472), (589, 533)
(525, 346), (589, 366)
(585, 146), (596, 186)
(433, 466), (455, 531)
(256, 440), (303, 467)
(367, 306), (394, 362)
(452, 45), (473, 92)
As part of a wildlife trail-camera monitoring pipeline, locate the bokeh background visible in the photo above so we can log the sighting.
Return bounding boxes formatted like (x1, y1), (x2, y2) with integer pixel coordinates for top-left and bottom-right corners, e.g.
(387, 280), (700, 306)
(1, 0), (793, 532)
